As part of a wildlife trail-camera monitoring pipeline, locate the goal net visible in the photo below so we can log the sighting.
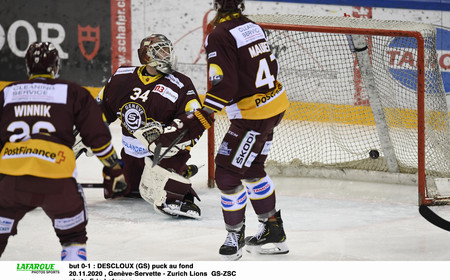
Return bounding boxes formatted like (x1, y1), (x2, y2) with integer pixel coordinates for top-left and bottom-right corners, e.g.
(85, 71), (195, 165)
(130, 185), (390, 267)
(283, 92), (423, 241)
(206, 14), (450, 206)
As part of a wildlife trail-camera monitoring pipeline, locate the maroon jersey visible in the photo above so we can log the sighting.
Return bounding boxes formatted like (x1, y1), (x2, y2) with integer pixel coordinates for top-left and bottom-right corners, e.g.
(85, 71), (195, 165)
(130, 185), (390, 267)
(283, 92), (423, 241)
(98, 66), (202, 158)
(0, 76), (113, 178)
(204, 18), (289, 120)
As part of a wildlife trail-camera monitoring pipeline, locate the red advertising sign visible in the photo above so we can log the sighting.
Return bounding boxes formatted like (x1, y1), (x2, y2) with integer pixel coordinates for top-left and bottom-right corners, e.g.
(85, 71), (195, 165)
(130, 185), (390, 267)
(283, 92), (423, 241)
(110, 0), (132, 73)
(78, 24), (100, 61)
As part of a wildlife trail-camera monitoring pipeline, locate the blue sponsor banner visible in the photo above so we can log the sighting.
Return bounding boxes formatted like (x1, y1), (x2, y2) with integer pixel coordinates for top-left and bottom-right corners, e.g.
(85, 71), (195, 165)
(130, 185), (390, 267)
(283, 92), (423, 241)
(387, 37), (419, 91)
(437, 28), (450, 92)
(249, 0), (450, 11)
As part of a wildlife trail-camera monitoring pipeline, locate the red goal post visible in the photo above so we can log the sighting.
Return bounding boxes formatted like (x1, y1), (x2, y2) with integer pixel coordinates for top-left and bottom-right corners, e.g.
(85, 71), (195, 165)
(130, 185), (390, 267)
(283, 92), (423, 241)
(206, 14), (450, 206)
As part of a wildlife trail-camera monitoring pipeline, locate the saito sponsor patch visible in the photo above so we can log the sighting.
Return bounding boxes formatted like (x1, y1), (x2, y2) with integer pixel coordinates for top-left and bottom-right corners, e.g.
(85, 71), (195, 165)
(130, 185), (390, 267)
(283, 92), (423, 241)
(221, 190), (247, 211)
(246, 177), (275, 200)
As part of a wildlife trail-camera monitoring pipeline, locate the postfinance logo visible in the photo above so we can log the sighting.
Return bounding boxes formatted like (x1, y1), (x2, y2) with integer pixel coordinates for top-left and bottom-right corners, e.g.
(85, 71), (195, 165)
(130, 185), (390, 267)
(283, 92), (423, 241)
(2, 146), (66, 164)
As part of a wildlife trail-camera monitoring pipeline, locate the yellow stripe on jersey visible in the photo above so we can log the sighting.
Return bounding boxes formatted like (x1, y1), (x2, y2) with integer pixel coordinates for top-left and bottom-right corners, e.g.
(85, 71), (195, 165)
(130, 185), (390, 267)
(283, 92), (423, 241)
(0, 139), (76, 179)
(137, 66), (163, 85)
(91, 141), (112, 153)
(225, 81), (290, 120)
(205, 93), (229, 104)
(96, 147), (115, 160)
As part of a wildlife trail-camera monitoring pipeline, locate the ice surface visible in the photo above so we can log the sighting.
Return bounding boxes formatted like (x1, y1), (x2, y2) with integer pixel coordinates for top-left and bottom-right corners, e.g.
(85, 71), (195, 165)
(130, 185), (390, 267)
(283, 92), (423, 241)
(2, 121), (450, 262)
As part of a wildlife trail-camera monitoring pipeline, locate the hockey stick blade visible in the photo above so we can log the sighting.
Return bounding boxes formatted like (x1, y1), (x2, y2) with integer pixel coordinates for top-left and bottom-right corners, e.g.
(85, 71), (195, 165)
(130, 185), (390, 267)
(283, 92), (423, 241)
(419, 204), (450, 231)
(152, 129), (188, 167)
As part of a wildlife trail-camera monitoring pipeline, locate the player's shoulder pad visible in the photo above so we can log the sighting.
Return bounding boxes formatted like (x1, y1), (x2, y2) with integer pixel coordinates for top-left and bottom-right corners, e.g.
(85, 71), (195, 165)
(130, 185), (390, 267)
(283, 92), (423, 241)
(113, 66), (137, 76)
(164, 72), (190, 89)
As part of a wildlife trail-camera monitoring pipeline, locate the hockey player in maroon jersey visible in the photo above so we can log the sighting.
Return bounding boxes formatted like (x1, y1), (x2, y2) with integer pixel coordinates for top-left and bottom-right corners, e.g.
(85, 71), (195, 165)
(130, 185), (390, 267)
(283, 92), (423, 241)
(149, 0), (290, 260)
(205, 0), (289, 260)
(94, 34), (204, 219)
(0, 42), (125, 261)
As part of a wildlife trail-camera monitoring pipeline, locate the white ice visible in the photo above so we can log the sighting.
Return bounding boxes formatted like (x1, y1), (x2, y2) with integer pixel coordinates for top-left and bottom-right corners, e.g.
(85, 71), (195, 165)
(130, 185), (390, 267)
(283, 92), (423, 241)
(2, 121), (450, 262)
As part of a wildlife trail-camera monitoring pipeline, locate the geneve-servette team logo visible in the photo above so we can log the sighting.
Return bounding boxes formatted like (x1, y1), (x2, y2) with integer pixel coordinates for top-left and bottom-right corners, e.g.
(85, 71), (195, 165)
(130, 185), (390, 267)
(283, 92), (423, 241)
(119, 102), (147, 133)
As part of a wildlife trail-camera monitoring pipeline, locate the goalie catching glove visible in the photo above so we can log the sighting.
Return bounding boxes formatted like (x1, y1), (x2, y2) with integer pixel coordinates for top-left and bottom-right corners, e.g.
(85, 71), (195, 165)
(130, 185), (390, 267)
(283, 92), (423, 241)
(133, 109), (213, 159)
(102, 160), (128, 199)
(134, 109), (213, 150)
(134, 121), (191, 159)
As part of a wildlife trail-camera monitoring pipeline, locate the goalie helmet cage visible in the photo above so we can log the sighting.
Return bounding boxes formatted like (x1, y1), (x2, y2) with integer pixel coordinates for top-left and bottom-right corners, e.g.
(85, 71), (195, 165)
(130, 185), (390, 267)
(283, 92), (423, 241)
(206, 14), (450, 206)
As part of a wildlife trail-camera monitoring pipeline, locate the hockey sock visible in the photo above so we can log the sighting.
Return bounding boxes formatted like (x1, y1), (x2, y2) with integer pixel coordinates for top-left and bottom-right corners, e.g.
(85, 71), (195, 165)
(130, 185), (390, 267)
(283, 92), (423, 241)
(61, 243), (87, 261)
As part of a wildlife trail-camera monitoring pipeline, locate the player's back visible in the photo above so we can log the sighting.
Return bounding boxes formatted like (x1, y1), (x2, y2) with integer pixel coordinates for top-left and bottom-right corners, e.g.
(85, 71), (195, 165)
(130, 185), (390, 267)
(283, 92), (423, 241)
(205, 18), (289, 120)
(208, 18), (279, 99)
(0, 76), (111, 179)
(1, 77), (89, 147)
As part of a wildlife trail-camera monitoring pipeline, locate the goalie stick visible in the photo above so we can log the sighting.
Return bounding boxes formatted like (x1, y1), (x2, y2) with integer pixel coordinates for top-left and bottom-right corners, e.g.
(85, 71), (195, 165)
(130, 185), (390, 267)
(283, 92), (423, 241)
(152, 129), (188, 167)
(79, 164), (202, 188)
(80, 183), (103, 188)
(419, 204), (450, 232)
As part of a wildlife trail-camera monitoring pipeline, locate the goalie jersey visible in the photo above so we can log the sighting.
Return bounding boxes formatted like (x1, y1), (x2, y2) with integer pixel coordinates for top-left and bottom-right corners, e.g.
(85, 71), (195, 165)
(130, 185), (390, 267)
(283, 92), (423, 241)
(0, 76), (114, 179)
(97, 66), (202, 158)
(204, 17), (289, 120)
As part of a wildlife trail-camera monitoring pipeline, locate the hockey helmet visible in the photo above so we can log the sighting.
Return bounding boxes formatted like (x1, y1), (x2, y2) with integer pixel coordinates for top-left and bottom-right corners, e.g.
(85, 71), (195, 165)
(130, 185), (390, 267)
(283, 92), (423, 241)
(137, 34), (176, 74)
(25, 41), (60, 77)
(214, 0), (245, 12)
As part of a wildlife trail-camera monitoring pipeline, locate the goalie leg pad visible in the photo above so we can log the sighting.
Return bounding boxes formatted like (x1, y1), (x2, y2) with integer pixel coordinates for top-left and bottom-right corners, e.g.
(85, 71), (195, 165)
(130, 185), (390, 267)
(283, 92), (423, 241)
(139, 157), (174, 206)
(139, 158), (200, 219)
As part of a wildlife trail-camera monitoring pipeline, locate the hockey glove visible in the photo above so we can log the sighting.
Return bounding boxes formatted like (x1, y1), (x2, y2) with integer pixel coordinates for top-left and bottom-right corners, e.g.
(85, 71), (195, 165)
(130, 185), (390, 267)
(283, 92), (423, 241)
(73, 130), (94, 159)
(133, 121), (164, 148)
(171, 109), (213, 140)
(134, 121), (191, 159)
(102, 160), (128, 199)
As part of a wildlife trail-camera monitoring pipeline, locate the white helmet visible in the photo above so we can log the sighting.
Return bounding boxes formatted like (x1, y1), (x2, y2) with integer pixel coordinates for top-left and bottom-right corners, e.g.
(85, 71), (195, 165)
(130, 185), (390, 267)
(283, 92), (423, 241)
(137, 34), (176, 74)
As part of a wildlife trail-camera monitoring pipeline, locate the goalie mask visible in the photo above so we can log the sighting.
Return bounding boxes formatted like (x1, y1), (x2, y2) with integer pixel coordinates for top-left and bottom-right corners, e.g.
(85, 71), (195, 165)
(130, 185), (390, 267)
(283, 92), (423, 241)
(25, 41), (60, 77)
(137, 34), (176, 74)
(214, 0), (245, 12)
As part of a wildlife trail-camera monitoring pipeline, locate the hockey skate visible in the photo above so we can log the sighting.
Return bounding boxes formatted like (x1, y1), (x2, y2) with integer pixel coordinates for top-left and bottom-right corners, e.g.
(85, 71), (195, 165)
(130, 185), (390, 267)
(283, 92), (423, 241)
(219, 225), (245, 261)
(155, 193), (201, 219)
(245, 210), (289, 255)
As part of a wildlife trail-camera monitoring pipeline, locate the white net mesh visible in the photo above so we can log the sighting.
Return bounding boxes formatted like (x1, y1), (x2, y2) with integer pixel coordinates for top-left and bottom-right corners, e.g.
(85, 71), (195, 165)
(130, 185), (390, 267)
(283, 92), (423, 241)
(211, 14), (450, 182)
